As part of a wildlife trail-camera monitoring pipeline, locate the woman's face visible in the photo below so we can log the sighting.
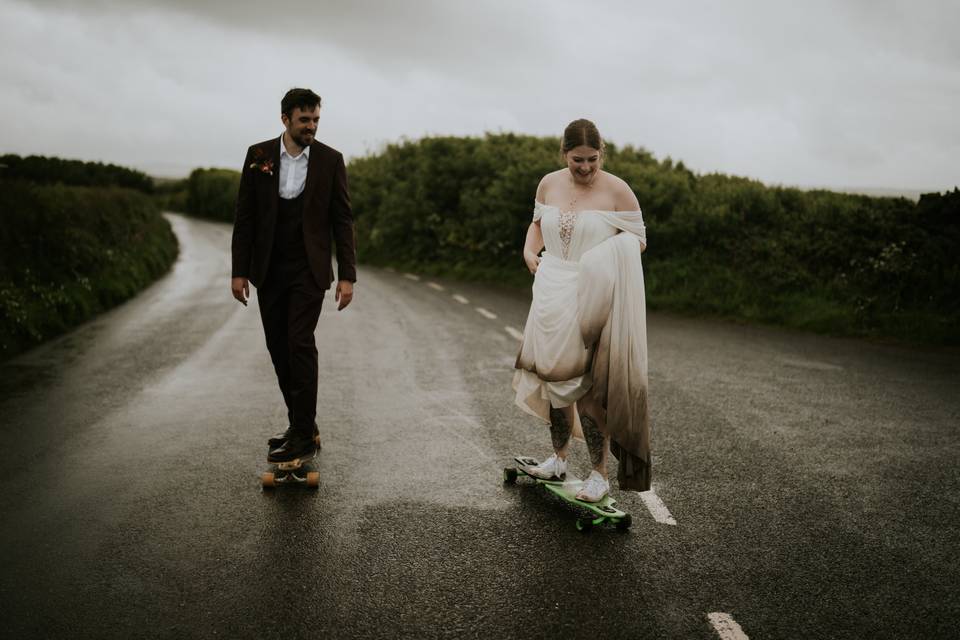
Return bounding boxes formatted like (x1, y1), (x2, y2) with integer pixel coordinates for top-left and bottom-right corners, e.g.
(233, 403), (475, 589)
(565, 145), (601, 185)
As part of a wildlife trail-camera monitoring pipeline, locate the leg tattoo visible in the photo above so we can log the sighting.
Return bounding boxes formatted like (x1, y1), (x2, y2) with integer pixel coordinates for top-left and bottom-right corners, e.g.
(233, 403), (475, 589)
(580, 411), (605, 468)
(548, 408), (572, 452)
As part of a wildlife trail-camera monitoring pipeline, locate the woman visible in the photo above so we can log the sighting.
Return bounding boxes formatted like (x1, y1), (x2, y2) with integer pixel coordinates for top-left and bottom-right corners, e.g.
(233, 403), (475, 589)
(513, 118), (651, 501)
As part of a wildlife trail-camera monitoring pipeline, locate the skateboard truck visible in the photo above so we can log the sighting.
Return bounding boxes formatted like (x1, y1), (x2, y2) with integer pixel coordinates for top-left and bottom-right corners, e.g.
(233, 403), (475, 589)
(262, 453), (319, 490)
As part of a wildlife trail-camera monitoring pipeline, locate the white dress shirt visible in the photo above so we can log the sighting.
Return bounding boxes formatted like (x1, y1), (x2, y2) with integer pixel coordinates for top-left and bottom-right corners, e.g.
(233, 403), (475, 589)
(278, 135), (310, 199)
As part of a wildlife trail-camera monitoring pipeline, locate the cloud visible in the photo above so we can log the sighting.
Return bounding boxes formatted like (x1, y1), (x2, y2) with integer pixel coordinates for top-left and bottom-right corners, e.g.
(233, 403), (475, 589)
(3, 0), (958, 190)
(23, 0), (557, 84)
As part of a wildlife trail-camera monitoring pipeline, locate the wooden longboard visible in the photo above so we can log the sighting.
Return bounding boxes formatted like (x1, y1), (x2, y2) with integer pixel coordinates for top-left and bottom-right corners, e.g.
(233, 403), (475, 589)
(503, 456), (632, 532)
(261, 449), (319, 490)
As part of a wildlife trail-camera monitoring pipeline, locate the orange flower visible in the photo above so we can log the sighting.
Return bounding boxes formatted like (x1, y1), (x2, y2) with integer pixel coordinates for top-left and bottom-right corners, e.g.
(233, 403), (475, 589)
(248, 157), (274, 175)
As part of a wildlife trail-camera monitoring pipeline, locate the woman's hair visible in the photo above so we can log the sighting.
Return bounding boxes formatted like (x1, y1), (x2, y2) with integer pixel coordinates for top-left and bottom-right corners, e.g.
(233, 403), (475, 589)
(561, 119), (604, 155)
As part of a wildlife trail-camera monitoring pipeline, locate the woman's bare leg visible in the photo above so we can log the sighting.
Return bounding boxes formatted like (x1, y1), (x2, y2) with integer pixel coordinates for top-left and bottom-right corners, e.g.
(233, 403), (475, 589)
(549, 405), (576, 459)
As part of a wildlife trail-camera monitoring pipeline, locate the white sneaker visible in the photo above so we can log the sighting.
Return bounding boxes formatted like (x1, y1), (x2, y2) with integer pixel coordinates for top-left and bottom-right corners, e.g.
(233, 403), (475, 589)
(525, 454), (567, 481)
(576, 470), (610, 502)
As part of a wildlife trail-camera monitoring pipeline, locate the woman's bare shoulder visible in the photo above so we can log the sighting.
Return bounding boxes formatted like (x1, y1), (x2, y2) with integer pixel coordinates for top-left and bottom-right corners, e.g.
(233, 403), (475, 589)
(602, 172), (641, 210)
(537, 169), (567, 200)
(540, 169), (568, 186)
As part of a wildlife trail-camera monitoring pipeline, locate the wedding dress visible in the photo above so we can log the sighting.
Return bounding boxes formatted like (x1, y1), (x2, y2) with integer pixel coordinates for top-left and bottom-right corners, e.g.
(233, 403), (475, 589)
(513, 200), (652, 490)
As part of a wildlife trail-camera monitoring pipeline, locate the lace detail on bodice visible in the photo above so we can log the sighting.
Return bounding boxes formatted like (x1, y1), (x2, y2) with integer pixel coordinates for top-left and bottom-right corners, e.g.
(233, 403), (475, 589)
(558, 210), (577, 260)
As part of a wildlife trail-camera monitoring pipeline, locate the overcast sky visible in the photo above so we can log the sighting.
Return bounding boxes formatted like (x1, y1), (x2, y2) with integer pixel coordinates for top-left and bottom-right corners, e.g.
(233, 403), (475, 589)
(2, 0), (958, 191)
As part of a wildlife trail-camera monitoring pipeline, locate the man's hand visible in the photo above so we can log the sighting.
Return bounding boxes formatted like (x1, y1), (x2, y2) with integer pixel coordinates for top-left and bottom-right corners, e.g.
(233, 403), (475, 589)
(335, 280), (354, 311)
(231, 277), (249, 306)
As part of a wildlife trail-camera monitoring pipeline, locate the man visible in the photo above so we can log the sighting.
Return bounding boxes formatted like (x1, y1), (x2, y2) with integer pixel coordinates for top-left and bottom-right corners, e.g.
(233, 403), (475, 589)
(230, 87), (356, 464)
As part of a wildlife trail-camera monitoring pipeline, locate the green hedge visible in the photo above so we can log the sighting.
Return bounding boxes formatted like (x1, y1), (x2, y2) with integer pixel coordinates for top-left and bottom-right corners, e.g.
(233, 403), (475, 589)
(146, 168), (238, 220)
(0, 154), (154, 193)
(0, 179), (179, 359)
(153, 176), (189, 213)
(351, 134), (959, 345)
(170, 133), (958, 343)
(184, 168), (240, 221)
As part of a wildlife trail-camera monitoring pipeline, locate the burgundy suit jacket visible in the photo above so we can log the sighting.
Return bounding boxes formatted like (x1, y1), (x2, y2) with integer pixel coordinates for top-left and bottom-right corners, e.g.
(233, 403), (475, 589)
(231, 136), (357, 289)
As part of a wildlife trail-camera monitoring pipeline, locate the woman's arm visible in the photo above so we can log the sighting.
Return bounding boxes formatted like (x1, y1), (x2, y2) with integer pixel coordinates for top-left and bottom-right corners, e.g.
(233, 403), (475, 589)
(613, 177), (646, 252)
(524, 175), (550, 273)
(523, 222), (544, 274)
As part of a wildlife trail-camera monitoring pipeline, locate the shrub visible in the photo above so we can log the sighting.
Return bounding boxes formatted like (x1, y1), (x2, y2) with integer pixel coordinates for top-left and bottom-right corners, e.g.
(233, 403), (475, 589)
(0, 179), (179, 359)
(350, 134), (959, 344)
(185, 168), (241, 221)
(0, 154), (154, 193)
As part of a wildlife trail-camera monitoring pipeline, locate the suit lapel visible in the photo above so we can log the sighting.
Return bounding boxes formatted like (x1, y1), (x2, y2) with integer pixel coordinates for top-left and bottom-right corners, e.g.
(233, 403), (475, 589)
(302, 141), (321, 205)
(267, 136), (282, 220)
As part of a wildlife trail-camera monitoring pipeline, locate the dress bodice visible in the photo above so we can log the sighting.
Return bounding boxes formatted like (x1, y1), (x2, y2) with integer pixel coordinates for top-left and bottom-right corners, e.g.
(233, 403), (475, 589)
(536, 202), (619, 262)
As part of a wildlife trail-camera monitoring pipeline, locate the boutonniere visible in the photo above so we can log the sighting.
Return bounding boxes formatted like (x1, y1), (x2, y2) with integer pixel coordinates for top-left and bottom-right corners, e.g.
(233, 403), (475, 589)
(249, 148), (274, 175)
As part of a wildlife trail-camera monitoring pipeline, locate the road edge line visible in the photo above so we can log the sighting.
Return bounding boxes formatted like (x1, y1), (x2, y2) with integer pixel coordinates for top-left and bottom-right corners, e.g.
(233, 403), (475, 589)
(707, 612), (749, 640)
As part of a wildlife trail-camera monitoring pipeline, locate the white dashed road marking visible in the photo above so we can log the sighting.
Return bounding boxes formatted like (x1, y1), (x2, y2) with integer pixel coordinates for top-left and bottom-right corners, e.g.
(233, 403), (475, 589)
(636, 487), (677, 525)
(475, 307), (497, 320)
(707, 613), (749, 640)
(452, 294), (470, 304)
(780, 358), (844, 371)
(427, 282), (445, 291)
(403, 273), (420, 281)
(504, 326), (524, 340)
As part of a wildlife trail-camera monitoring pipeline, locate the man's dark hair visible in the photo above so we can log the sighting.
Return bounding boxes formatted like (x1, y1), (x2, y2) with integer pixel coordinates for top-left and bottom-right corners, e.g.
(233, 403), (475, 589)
(281, 88), (322, 118)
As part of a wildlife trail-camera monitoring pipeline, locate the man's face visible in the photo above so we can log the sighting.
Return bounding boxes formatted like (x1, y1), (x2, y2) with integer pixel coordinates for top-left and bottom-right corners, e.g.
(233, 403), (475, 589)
(282, 105), (320, 148)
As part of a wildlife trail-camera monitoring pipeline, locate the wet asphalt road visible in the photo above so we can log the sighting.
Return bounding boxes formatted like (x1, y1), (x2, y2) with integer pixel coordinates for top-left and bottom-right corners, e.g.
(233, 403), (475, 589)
(0, 213), (958, 639)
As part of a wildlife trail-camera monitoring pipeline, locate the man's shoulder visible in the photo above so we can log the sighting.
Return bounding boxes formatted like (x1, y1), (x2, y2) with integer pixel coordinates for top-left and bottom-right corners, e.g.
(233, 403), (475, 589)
(310, 140), (343, 161)
(248, 137), (279, 154)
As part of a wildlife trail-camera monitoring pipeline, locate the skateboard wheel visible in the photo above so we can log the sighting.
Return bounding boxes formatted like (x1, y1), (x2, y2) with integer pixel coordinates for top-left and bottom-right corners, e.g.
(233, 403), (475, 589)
(616, 514), (632, 531)
(306, 471), (320, 488)
(576, 518), (594, 533)
(261, 472), (276, 489)
(503, 467), (518, 484)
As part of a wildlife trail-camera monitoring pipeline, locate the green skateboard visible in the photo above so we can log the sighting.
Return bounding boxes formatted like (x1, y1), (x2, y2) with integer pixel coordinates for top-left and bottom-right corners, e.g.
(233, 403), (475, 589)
(503, 456), (632, 532)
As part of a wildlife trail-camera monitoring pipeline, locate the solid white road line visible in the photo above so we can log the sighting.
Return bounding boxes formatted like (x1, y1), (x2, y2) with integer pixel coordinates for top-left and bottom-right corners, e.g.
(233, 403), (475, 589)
(452, 294), (469, 304)
(504, 326), (524, 340)
(636, 487), (678, 525)
(427, 282), (445, 291)
(403, 273), (420, 281)
(475, 307), (497, 320)
(707, 613), (749, 640)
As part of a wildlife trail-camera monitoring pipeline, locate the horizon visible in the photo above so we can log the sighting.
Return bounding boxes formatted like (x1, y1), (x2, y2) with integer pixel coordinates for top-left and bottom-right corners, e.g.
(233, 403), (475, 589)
(5, 144), (942, 202)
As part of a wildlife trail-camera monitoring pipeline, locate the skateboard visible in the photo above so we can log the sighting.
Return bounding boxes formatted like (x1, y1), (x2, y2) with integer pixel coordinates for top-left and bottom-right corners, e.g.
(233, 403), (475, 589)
(261, 447), (320, 490)
(503, 456), (632, 532)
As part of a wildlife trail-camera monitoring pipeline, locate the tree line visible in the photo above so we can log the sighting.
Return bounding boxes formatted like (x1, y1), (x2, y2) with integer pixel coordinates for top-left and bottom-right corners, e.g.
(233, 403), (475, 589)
(167, 134), (960, 344)
(1, 153), (155, 193)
